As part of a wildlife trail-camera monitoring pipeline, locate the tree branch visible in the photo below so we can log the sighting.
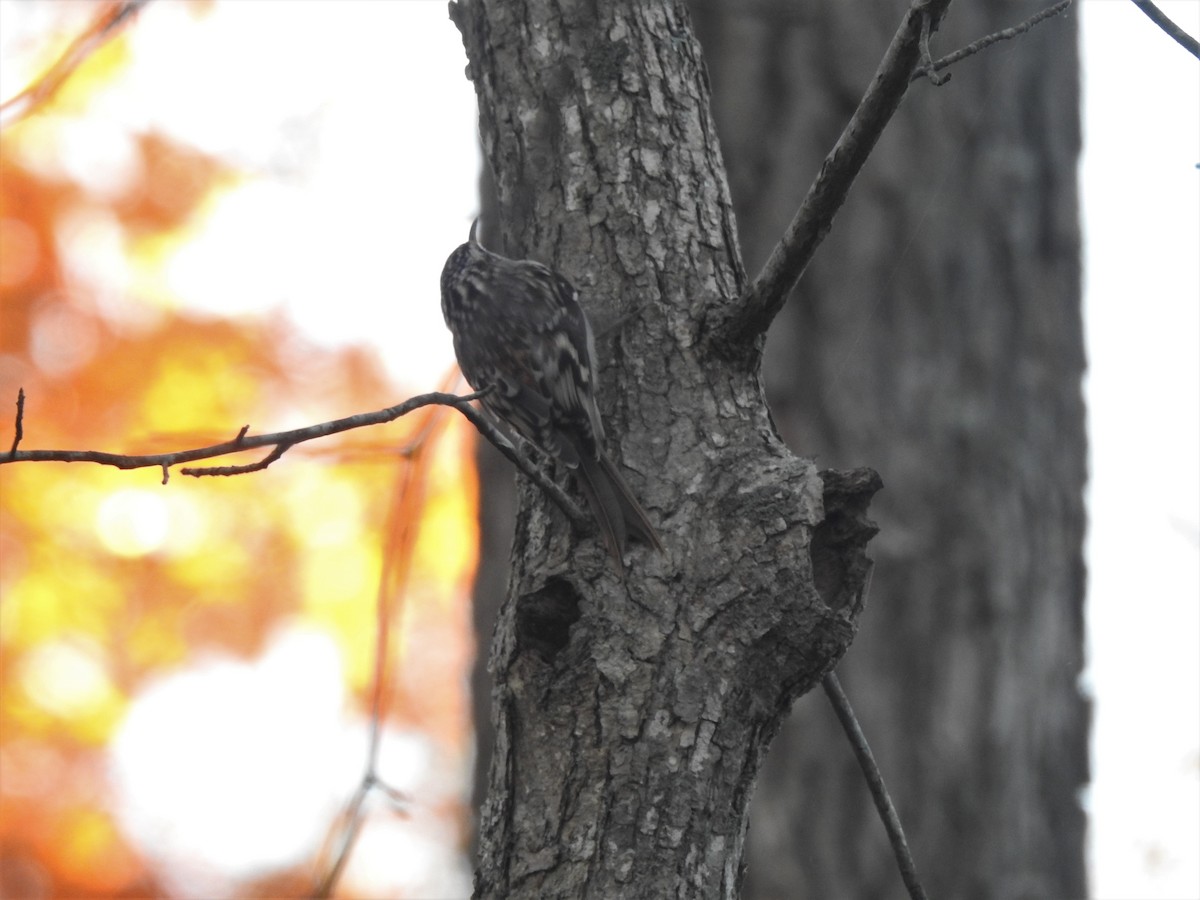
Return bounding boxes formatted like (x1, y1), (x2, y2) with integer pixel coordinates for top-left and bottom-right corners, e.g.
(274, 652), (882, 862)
(913, 0), (1075, 82)
(182, 442), (292, 477)
(823, 672), (928, 900)
(2, 390), (478, 473)
(454, 402), (589, 528)
(724, 0), (953, 346)
(2, 387), (588, 527)
(917, 3), (951, 86)
(724, 0), (1076, 348)
(0, 0), (155, 130)
(1130, 0), (1200, 59)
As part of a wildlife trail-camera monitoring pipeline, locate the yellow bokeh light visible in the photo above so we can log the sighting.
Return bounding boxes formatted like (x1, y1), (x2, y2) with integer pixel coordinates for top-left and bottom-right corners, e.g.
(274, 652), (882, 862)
(95, 487), (169, 557)
(165, 539), (252, 595)
(57, 806), (139, 893)
(411, 415), (479, 597)
(125, 608), (190, 670)
(303, 542), (377, 609)
(17, 638), (124, 743)
(283, 473), (366, 548)
(301, 540), (381, 690)
(139, 352), (260, 434)
(1, 559), (126, 647)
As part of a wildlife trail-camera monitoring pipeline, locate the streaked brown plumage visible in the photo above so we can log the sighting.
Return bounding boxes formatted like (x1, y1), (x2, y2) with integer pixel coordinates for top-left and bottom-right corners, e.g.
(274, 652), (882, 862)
(439, 223), (662, 564)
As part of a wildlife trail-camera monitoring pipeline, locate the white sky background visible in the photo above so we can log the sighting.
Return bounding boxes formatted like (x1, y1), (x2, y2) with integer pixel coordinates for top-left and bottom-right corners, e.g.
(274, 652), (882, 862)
(1081, 3), (1200, 899)
(1, 1), (1197, 898)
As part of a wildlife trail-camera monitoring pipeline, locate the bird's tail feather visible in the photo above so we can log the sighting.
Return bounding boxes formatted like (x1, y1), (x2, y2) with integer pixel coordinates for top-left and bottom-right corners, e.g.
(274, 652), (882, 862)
(574, 452), (664, 565)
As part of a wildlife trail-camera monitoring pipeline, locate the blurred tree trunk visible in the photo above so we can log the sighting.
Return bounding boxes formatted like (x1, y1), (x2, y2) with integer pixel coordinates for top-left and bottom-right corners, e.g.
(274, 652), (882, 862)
(690, 1), (1089, 898)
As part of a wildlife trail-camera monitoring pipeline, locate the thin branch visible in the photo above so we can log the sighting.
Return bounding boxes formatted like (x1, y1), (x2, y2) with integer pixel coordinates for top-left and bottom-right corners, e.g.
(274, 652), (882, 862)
(2, 391), (475, 469)
(373, 777), (411, 810)
(453, 401), (588, 528)
(314, 424), (432, 897)
(917, 6), (951, 86)
(1130, 0), (1200, 59)
(725, 0), (953, 346)
(914, 0), (1075, 81)
(180, 442), (292, 477)
(312, 781), (373, 899)
(726, 0), (1077, 346)
(2, 388), (588, 527)
(315, 455), (421, 898)
(0, 0), (154, 130)
(823, 672), (928, 900)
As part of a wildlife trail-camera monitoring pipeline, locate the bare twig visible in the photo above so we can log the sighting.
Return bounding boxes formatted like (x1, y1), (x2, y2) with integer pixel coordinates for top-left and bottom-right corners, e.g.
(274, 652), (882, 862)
(1130, 0), (1200, 59)
(373, 777), (410, 810)
(9, 388), (24, 455)
(2, 388), (588, 527)
(2, 391), (475, 469)
(914, 0), (1075, 81)
(312, 780), (373, 899)
(725, 0), (953, 346)
(727, 0), (1078, 346)
(0, 0), (155, 130)
(314, 406), (434, 898)
(312, 771), (411, 899)
(823, 672), (928, 900)
(180, 442), (292, 477)
(314, 490), (413, 900)
(453, 400), (588, 528)
(917, 6), (951, 86)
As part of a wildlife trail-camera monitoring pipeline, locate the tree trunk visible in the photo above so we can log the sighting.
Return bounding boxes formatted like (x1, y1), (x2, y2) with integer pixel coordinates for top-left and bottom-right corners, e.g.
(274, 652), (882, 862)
(691, 2), (1089, 898)
(452, 1), (880, 896)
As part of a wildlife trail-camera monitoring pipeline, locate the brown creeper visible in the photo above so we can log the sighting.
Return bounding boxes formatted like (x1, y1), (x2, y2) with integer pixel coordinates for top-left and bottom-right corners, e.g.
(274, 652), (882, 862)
(440, 222), (663, 564)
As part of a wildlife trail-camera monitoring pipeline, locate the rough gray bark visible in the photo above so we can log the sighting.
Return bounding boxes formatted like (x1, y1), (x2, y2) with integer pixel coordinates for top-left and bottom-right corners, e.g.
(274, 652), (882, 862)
(451, 1), (881, 897)
(690, 2), (1089, 898)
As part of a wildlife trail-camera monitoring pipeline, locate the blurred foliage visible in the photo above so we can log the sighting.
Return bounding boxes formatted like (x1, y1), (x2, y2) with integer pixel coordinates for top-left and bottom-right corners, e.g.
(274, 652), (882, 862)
(0, 3), (476, 896)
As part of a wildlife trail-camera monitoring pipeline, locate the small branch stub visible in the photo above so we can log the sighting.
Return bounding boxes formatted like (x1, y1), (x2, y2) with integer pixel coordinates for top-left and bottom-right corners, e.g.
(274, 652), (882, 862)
(8, 388), (25, 457)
